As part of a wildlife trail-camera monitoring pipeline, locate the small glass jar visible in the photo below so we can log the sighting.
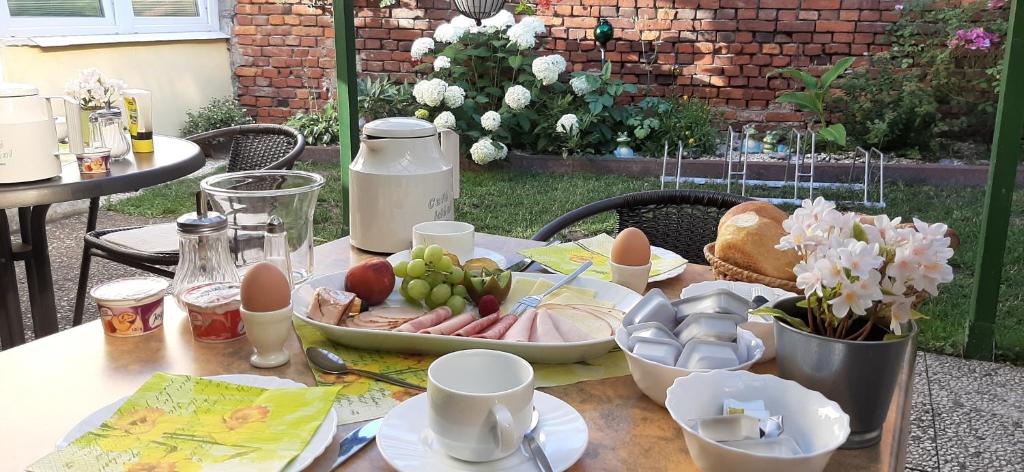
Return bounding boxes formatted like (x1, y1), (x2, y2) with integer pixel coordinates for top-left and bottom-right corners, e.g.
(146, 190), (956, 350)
(89, 108), (131, 159)
(170, 211), (240, 309)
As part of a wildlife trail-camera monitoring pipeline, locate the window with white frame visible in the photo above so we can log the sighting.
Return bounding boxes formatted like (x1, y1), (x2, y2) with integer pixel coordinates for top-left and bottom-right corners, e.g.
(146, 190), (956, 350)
(0, 0), (220, 38)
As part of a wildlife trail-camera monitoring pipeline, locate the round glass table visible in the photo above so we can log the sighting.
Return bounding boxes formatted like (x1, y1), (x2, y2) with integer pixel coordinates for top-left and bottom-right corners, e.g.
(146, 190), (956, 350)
(0, 135), (204, 347)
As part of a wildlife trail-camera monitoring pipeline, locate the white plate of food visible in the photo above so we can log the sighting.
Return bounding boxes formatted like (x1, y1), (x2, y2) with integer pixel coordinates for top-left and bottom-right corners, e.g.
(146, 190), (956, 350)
(292, 272), (643, 364)
(387, 247), (509, 269)
(58, 374), (338, 472)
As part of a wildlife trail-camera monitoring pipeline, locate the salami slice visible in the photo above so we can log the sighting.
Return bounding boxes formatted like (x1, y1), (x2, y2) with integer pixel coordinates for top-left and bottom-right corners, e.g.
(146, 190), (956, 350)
(452, 313), (500, 337)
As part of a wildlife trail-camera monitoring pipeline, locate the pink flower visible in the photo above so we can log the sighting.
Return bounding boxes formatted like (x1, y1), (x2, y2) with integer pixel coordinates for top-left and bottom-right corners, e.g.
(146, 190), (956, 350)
(988, 0), (1006, 9)
(894, 3), (904, 11)
(948, 28), (1000, 51)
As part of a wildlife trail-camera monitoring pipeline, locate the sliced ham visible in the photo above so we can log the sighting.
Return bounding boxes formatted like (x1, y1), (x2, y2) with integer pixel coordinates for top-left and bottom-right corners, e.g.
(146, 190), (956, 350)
(471, 314), (517, 340)
(548, 310), (596, 342)
(452, 313), (500, 337)
(393, 306), (452, 333)
(501, 308), (537, 342)
(419, 313), (476, 335)
(531, 308), (564, 343)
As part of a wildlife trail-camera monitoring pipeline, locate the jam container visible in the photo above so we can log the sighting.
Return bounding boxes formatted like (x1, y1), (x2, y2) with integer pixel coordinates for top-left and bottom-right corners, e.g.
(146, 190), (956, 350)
(77, 146), (111, 174)
(180, 282), (245, 342)
(89, 277), (168, 337)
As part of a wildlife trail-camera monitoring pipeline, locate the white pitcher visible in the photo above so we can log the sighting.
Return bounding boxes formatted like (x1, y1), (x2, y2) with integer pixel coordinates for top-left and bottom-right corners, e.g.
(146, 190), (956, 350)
(0, 83), (84, 183)
(349, 117), (459, 253)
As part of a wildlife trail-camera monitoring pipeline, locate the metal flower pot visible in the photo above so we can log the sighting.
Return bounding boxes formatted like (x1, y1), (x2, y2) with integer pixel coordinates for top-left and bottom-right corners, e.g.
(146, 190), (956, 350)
(771, 296), (917, 449)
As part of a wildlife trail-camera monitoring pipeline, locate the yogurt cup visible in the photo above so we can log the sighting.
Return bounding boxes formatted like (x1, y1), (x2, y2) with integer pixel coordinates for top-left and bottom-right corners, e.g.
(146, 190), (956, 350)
(90, 277), (168, 337)
(180, 282), (245, 342)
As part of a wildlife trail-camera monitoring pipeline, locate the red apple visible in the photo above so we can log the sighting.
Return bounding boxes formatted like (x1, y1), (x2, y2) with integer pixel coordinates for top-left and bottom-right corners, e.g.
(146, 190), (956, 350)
(345, 258), (396, 305)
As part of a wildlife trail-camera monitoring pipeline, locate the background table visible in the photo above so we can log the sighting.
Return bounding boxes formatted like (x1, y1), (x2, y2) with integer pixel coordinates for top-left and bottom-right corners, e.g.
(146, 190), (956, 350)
(0, 136), (203, 347)
(0, 234), (913, 470)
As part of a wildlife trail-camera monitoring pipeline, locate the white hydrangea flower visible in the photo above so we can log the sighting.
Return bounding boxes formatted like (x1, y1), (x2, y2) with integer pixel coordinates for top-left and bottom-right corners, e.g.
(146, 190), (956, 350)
(469, 137), (508, 165)
(443, 85), (465, 108)
(450, 15), (477, 29)
(506, 16), (546, 50)
(531, 54), (567, 86)
(433, 56), (451, 70)
(570, 76), (593, 96)
(412, 78), (448, 107)
(434, 23), (465, 43)
(503, 85), (531, 111)
(433, 111), (456, 130)
(480, 111), (501, 131)
(482, 10), (516, 29)
(556, 114), (579, 135)
(410, 37), (435, 60)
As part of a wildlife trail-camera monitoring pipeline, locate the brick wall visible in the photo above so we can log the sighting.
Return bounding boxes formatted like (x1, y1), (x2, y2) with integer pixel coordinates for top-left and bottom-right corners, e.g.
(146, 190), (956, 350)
(232, 0), (900, 124)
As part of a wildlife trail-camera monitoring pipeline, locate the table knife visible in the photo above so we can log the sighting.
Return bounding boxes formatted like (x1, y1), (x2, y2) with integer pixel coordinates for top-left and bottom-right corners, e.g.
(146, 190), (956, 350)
(331, 419), (382, 470)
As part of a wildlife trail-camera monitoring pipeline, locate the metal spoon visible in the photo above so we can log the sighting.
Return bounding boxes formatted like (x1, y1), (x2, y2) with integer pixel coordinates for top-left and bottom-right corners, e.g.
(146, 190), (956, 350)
(523, 407), (553, 472)
(305, 347), (426, 391)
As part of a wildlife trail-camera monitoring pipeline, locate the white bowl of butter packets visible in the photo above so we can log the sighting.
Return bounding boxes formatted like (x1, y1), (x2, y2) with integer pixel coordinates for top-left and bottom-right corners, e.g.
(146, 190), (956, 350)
(665, 370), (850, 472)
(615, 288), (765, 406)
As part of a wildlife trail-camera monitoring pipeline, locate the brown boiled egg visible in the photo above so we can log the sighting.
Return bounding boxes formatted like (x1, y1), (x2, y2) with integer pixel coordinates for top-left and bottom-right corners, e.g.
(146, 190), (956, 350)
(611, 227), (652, 267)
(241, 262), (292, 312)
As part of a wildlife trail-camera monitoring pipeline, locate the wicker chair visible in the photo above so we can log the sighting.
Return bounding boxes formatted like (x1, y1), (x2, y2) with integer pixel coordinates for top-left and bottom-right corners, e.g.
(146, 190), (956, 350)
(71, 124), (306, 325)
(531, 190), (751, 265)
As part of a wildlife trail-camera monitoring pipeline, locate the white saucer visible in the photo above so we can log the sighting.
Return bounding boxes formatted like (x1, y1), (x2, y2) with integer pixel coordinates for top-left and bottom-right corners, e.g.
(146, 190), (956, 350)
(387, 247), (509, 269)
(377, 391), (588, 472)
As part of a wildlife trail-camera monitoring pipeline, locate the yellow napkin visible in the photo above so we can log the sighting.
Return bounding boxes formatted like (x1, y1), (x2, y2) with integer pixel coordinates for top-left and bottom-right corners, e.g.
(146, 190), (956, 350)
(518, 234), (687, 281)
(28, 373), (339, 472)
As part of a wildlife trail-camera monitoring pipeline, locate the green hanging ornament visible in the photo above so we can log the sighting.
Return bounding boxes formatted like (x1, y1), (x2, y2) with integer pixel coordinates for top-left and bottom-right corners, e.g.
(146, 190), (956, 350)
(594, 18), (614, 48)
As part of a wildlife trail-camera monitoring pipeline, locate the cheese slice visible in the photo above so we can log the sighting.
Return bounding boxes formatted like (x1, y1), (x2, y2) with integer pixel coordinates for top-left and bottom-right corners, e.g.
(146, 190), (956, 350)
(502, 277), (541, 313)
(542, 292), (613, 308)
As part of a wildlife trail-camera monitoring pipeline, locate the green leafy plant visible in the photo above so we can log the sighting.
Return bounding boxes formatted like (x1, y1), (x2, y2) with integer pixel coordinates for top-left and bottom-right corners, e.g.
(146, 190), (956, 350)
(179, 97), (254, 137)
(285, 100), (339, 146)
(357, 76), (415, 121)
(770, 57), (854, 147)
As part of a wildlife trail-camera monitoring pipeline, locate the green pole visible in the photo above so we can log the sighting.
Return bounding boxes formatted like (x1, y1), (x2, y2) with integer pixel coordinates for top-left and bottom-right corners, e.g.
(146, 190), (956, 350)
(334, 0), (359, 232)
(965, 0), (1024, 359)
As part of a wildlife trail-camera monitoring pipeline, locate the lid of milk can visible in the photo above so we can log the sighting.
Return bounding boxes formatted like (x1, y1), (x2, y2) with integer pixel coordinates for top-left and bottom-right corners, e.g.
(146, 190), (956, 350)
(363, 117), (437, 139)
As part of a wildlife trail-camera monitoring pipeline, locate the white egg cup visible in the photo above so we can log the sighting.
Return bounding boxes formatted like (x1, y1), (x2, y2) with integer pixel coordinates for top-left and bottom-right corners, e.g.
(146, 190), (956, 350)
(610, 260), (651, 294)
(240, 303), (293, 368)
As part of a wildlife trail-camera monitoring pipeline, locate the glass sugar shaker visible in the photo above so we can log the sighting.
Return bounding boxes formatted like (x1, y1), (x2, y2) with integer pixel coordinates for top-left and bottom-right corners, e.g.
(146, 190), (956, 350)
(170, 210), (240, 308)
(88, 108), (131, 159)
(263, 215), (293, 289)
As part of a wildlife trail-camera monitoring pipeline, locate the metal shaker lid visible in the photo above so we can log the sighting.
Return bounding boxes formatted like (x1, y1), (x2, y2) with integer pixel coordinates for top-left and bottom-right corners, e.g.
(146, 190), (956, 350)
(176, 211), (227, 235)
(266, 215), (285, 234)
(89, 108), (123, 122)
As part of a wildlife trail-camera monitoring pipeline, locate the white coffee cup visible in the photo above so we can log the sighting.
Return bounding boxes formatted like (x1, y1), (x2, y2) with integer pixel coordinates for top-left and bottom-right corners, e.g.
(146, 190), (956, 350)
(427, 349), (534, 462)
(412, 221), (475, 264)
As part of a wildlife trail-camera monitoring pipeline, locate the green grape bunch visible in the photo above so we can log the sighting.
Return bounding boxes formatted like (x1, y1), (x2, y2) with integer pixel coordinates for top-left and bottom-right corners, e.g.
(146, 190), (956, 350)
(393, 244), (468, 314)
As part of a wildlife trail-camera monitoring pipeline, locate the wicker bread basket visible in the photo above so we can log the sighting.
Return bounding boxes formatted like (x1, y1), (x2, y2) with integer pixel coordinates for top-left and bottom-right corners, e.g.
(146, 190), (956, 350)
(703, 242), (799, 293)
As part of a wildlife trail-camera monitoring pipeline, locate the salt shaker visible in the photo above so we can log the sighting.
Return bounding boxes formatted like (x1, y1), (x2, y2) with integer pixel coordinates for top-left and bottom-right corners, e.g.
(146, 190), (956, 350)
(170, 210), (240, 308)
(263, 215), (293, 289)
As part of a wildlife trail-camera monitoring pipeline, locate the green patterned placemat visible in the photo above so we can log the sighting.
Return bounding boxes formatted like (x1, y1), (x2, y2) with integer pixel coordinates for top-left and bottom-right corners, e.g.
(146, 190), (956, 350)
(293, 318), (629, 425)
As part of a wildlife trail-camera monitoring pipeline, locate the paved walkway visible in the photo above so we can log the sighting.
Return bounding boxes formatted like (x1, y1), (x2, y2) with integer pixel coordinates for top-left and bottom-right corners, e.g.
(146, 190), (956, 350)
(4, 208), (1023, 471)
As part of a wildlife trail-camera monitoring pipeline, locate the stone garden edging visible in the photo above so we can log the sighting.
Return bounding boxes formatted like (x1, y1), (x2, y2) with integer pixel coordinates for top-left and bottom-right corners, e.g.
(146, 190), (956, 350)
(299, 146), (1023, 187)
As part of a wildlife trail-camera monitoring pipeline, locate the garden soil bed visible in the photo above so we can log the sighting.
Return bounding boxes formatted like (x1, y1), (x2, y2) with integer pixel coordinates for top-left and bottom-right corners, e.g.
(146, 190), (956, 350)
(299, 146), (1023, 187)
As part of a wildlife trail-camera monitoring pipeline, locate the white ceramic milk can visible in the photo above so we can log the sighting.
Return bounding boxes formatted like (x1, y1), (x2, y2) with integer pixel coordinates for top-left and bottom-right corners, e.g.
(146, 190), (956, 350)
(349, 117), (459, 253)
(0, 83), (85, 183)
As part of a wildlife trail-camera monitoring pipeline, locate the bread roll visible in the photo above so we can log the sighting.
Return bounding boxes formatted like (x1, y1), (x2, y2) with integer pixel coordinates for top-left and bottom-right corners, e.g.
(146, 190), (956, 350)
(715, 211), (800, 281)
(719, 201), (790, 233)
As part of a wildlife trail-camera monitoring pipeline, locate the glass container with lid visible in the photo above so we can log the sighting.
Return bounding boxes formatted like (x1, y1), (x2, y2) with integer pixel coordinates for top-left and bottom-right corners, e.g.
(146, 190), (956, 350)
(170, 210), (240, 307)
(89, 108), (131, 159)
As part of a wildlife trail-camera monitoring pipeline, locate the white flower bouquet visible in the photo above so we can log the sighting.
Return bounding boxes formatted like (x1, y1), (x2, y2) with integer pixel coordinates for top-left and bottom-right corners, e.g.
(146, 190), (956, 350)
(64, 68), (126, 109)
(755, 197), (955, 340)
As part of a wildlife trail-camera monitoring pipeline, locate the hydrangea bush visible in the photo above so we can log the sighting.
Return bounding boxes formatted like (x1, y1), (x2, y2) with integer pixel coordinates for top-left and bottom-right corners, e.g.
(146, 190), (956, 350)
(407, 11), (720, 164)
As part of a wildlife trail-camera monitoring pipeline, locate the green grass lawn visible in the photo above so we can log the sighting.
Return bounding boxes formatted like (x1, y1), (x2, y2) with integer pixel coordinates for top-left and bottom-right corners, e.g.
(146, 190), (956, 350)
(109, 161), (1024, 363)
